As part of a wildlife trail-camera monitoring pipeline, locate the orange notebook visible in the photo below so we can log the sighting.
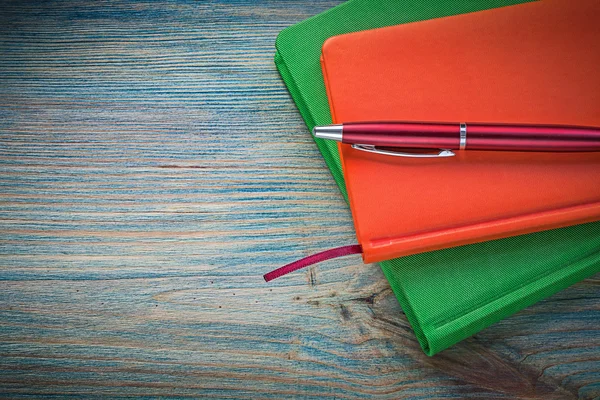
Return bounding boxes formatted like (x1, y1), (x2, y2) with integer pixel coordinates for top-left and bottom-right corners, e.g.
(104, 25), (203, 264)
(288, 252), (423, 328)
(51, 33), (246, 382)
(321, 0), (600, 264)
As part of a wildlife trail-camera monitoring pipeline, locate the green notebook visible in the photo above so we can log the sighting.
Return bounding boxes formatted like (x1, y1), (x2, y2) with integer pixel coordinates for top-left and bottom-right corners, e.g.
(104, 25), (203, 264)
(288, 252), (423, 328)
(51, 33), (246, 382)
(275, 0), (600, 355)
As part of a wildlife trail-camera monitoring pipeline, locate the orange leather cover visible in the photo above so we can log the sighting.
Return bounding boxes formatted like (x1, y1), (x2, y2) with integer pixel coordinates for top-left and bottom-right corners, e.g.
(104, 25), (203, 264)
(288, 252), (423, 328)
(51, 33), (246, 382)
(321, 0), (600, 264)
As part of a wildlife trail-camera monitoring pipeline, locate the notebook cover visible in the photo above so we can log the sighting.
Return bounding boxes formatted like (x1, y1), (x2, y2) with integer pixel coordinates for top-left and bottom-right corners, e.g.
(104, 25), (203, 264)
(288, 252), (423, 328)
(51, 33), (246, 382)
(321, 0), (600, 354)
(322, 0), (600, 264)
(274, 0), (531, 199)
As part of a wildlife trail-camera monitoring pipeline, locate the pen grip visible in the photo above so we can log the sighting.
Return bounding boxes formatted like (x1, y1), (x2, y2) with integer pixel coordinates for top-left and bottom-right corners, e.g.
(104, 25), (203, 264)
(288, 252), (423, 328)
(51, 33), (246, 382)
(342, 122), (460, 149)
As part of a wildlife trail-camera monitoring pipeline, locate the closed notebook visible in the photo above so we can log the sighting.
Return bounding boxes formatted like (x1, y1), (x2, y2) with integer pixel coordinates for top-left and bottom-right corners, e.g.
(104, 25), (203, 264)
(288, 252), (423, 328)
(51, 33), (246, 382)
(321, 0), (600, 264)
(275, 0), (600, 355)
(320, 0), (600, 354)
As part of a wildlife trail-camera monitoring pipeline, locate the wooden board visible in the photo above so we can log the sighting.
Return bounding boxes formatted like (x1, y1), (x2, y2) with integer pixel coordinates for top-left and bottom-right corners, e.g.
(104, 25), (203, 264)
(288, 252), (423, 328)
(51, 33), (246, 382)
(0, 1), (598, 398)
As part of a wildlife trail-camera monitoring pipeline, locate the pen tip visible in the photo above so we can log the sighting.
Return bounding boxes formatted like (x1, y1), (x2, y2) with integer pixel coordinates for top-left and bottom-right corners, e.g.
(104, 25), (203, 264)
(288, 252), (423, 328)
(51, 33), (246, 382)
(312, 125), (343, 142)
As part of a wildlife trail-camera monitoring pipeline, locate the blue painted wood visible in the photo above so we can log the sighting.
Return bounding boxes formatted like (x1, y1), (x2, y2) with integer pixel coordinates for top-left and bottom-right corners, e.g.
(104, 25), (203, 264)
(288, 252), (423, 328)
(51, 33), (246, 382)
(0, 1), (598, 398)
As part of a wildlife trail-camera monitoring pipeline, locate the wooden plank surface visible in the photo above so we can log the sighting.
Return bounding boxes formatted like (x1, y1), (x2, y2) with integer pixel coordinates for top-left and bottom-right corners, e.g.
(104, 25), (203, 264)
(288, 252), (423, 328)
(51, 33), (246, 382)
(0, 1), (598, 398)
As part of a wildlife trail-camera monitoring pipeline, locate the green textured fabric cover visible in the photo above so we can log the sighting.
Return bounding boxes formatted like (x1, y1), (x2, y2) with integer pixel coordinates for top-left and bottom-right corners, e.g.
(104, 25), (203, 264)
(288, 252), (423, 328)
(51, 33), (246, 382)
(275, 0), (600, 355)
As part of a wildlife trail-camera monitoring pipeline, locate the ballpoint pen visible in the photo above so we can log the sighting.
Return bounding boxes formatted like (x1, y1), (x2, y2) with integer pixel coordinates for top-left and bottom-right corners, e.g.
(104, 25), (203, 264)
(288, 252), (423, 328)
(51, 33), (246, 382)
(313, 122), (600, 158)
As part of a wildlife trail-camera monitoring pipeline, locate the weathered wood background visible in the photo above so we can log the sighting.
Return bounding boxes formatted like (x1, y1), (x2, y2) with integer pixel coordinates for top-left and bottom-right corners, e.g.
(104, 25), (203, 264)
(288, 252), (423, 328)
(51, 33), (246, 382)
(0, 1), (598, 398)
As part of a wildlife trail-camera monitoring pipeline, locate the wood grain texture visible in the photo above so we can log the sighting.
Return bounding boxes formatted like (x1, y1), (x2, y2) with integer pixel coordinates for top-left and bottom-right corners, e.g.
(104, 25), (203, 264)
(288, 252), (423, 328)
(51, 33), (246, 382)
(0, 0), (598, 398)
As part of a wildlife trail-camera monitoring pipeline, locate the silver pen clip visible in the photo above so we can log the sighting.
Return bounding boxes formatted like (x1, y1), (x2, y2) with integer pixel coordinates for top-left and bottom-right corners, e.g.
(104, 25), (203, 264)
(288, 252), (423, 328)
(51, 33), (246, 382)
(351, 144), (455, 158)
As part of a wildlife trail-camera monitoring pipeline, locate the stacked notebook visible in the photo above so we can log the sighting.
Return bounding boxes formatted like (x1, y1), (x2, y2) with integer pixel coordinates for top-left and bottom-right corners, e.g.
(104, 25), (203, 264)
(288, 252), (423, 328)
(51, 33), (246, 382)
(275, 0), (600, 355)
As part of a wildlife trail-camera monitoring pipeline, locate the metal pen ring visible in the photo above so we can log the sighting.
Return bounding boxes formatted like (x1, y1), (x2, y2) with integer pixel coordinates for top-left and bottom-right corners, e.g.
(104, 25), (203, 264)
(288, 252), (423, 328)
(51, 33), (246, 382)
(460, 123), (467, 150)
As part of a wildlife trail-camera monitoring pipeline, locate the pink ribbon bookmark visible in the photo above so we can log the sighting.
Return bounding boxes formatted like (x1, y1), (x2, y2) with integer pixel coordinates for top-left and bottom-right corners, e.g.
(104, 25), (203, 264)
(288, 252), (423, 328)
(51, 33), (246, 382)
(264, 244), (362, 282)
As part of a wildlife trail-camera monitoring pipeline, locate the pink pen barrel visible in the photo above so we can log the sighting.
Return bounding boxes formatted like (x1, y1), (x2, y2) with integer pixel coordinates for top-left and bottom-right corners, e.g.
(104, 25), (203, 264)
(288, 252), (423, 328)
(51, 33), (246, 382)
(342, 122), (600, 152)
(465, 124), (600, 151)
